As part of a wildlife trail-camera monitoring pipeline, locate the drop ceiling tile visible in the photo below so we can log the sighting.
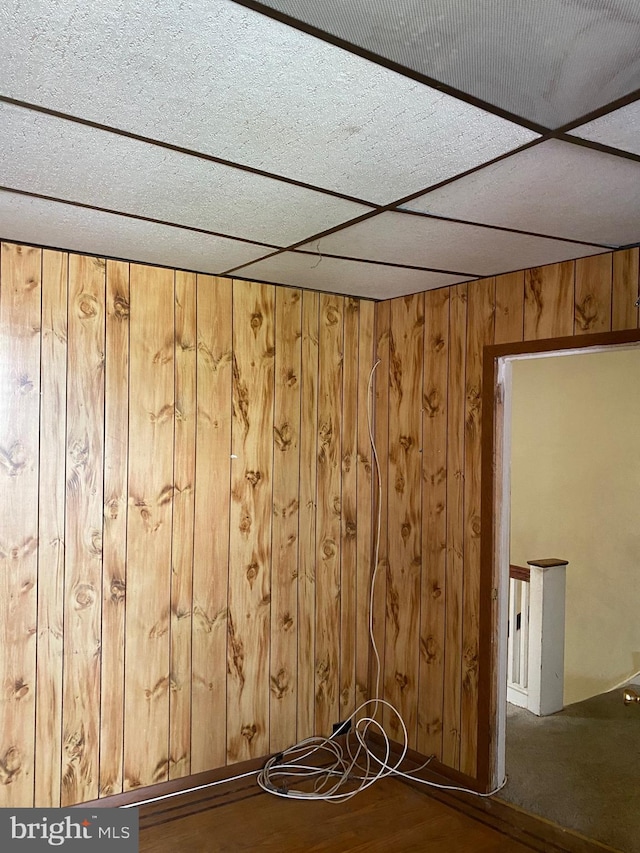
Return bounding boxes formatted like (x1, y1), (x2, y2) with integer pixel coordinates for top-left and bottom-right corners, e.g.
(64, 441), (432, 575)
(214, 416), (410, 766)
(570, 100), (640, 156)
(256, 0), (640, 128)
(231, 252), (472, 299)
(0, 190), (270, 273)
(298, 212), (608, 276)
(0, 0), (536, 203)
(401, 140), (640, 247)
(0, 102), (370, 246)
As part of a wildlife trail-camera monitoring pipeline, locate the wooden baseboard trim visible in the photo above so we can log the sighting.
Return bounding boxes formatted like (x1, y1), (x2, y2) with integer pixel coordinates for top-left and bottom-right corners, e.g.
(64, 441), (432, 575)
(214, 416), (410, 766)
(76, 736), (617, 851)
(75, 753), (269, 821)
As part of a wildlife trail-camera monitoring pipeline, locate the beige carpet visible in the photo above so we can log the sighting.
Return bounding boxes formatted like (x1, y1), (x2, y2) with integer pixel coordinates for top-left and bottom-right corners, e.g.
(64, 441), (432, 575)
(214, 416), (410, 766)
(499, 689), (640, 852)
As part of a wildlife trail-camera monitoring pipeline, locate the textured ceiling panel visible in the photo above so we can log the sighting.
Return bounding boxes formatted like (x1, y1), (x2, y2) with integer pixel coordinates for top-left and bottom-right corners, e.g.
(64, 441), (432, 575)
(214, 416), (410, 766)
(0, 190), (270, 272)
(0, 102), (371, 245)
(231, 251), (471, 299)
(298, 212), (608, 276)
(401, 140), (640, 247)
(570, 100), (640, 156)
(0, 0), (536, 204)
(254, 0), (640, 128)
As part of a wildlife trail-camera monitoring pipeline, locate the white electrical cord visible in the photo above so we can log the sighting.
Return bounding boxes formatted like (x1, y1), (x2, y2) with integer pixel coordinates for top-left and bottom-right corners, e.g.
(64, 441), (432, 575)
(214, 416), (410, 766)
(119, 359), (505, 814)
(258, 360), (508, 803)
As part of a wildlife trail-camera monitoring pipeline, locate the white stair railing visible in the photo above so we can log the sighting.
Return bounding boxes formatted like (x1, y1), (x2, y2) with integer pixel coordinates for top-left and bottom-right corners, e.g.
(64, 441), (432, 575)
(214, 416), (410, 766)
(507, 558), (568, 716)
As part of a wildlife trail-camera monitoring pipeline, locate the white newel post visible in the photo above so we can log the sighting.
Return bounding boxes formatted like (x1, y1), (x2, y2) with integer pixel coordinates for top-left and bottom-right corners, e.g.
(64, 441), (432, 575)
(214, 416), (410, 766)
(526, 558), (568, 716)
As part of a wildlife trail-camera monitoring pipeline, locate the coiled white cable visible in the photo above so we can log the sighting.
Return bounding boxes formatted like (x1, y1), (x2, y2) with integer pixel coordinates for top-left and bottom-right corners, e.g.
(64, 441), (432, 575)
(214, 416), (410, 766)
(258, 360), (507, 802)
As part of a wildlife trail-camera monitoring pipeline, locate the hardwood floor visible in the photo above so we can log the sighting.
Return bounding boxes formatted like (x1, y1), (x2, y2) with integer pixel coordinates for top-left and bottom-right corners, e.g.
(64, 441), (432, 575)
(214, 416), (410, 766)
(138, 777), (538, 852)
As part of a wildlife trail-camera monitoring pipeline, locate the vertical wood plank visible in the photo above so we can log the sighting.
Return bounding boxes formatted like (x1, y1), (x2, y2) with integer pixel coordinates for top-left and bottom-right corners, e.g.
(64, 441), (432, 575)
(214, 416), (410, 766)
(494, 272), (524, 345)
(35, 251), (67, 807)
(170, 271), (196, 780)
(443, 282), (467, 769)
(270, 287), (302, 753)
(100, 260), (129, 798)
(315, 294), (344, 736)
(418, 286), (449, 761)
(371, 302), (390, 711)
(612, 248), (639, 331)
(0, 243), (41, 806)
(574, 254), (613, 334)
(355, 300), (375, 710)
(523, 262), (574, 340)
(297, 292), (319, 741)
(228, 280), (275, 762)
(62, 253), (105, 805)
(123, 264), (174, 791)
(461, 277), (495, 778)
(384, 294), (423, 746)
(340, 297), (359, 723)
(191, 275), (232, 773)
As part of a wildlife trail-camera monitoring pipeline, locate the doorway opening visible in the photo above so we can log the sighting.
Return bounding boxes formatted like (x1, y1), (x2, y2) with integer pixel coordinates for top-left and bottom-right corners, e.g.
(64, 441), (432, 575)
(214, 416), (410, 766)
(482, 329), (640, 851)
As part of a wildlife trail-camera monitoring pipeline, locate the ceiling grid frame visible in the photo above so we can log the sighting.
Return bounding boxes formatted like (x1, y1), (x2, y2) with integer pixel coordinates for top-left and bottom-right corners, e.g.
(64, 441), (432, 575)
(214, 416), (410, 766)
(0, 0), (638, 298)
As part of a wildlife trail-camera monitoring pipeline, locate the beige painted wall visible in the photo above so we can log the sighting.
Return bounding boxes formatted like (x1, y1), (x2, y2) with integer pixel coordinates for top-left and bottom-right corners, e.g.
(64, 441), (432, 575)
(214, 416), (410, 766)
(510, 347), (640, 706)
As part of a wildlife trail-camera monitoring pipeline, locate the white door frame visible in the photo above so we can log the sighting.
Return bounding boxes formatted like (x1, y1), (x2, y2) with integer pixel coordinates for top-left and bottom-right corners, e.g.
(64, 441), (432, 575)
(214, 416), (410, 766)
(489, 336), (640, 788)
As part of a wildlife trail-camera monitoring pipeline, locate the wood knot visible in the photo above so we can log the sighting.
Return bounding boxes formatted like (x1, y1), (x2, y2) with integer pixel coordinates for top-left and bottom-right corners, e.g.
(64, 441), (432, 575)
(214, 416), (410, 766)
(433, 334), (445, 352)
(423, 390), (440, 418)
(325, 306), (339, 326)
(0, 440), (28, 476)
(69, 438), (89, 468)
(105, 497), (120, 520)
(274, 424), (292, 451)
(0, 746), (22, 784)
(76, 292), (99, 319)
(246, 562), (259, 587)
(64, 727), (86, 760)
(74, 583), (96, 610)
(281, 499), (298, 519)
(420, 636), (439, 663)
(90, 530), (102, 557)
(322, 539), (337, 559)
(250, 312), (263, 333)
(149, 404), (176, 424)
(395, 671), (408, 690)
(395, 472), (405, 494)
(345, 520), (356, 538)
(401, 521), (411, 542)
(282, 612), (294, 631)
(270, 669), (289, 700)
(319, 419), (333, 446)
(239, 514), (252, 534)
(285, 369), (297, 387)
(110, 578), (125, 603)
(464, 646), (478, 671)
(241, 724), (257, 742)
(113, 294), (130, 319)
(316, 658), (330, 682)
(431, 582), (442, 599)
(13, 679), (29, 700)
(245, 470), (261, 487)
(575, 295), (599, 331)
(17, 373), (35, 395)
(399, 435), (413, 450)
(157, 485), (175, 505)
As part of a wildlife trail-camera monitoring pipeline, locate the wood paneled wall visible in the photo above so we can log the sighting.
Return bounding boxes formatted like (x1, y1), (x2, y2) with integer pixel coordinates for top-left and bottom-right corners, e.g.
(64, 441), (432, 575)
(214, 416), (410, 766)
(374, 248), (640, 780)
(0, 242), (376, 807)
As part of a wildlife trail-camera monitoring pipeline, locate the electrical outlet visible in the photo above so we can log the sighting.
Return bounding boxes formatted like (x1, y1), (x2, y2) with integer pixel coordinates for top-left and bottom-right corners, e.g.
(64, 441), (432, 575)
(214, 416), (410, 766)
(332, 719), (352, 737)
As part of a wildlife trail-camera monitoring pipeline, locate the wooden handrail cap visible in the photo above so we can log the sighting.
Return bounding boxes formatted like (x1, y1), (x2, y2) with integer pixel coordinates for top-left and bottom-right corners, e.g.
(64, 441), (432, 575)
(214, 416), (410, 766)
(526, 558), (568, 568)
